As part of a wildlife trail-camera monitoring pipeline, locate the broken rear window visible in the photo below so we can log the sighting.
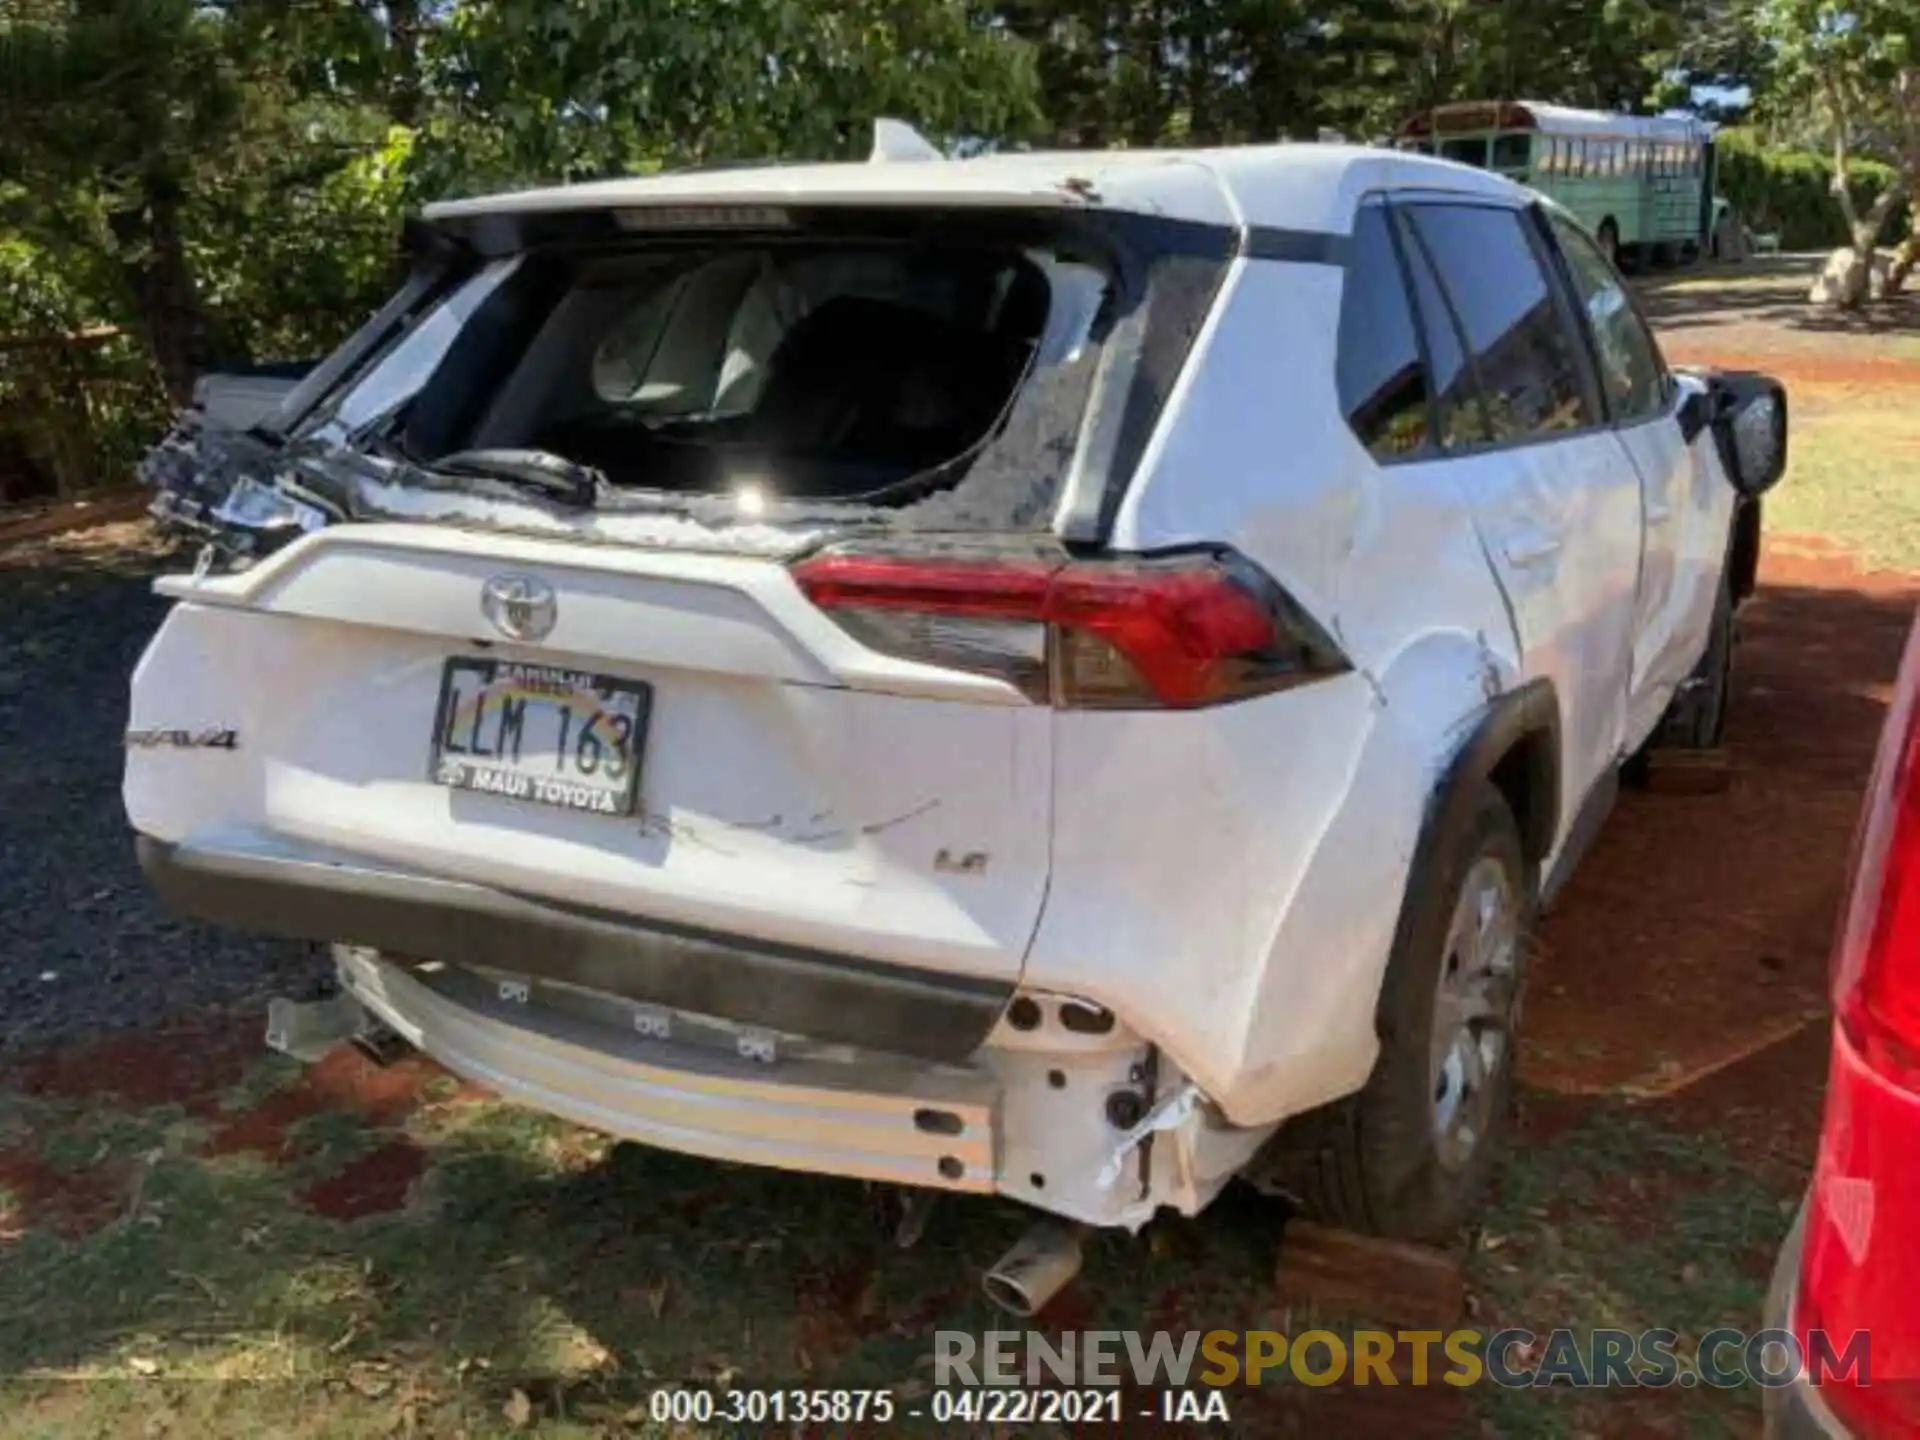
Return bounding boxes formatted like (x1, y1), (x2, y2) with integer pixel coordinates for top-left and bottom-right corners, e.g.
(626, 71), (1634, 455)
(307, 235), (1100, 509)
(259, 208), (1232, 542)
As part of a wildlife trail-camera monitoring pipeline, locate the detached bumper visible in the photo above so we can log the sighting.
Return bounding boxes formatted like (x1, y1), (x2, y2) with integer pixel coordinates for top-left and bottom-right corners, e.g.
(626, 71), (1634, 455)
(334, 947), (998, 1193)
(136, 829), (1011, 1063)
(1764, 1199), (1852, 1440)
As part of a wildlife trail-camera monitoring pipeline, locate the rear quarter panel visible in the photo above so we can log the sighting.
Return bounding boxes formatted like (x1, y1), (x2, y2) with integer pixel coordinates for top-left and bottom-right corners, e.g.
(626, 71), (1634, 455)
(1040, 252), (1524, 1123)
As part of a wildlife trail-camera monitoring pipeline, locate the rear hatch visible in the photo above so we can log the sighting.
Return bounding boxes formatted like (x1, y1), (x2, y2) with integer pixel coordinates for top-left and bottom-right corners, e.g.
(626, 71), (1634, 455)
(129, 197), (1234, 998)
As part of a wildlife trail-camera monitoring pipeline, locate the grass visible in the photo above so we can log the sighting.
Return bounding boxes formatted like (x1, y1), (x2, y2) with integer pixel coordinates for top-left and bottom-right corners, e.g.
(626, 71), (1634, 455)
(1767, 381), (1920, 570)
(0, 1048), (1811, 1438)
(1466, 1105), (1792, 1438)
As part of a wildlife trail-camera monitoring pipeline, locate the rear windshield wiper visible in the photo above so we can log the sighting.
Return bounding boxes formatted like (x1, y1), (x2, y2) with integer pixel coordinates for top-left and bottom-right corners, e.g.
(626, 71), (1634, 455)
(427, 448), (604, 509)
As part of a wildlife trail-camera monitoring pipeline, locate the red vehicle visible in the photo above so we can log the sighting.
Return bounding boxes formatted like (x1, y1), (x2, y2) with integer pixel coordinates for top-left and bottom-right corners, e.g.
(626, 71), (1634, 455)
(1767, 617), (1920, 1437)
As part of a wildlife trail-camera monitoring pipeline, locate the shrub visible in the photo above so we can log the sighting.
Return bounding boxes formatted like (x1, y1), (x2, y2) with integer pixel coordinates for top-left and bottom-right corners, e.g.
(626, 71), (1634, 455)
(1715, 128), (1908, 250)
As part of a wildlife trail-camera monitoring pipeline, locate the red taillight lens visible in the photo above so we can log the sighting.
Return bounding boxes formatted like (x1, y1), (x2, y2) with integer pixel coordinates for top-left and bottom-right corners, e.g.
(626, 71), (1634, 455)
(790, 543), (1348, 709)
(1833, 621), (1920, 1087)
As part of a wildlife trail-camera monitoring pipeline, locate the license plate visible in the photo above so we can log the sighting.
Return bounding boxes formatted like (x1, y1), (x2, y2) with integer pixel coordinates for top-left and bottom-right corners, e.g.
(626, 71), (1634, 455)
(430, 657), (651, 816)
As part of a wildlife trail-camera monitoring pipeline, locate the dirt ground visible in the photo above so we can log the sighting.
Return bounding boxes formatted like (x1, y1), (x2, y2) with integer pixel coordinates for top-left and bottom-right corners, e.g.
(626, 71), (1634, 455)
(0, 253), (1910, 1438)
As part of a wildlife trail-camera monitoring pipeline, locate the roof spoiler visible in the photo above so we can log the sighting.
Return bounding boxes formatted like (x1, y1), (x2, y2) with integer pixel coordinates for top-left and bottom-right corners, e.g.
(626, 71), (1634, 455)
(870, 118), (942, 163)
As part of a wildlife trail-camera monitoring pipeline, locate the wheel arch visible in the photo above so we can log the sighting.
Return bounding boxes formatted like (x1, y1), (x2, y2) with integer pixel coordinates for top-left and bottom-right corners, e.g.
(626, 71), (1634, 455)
(1412, 679), (1560, 908)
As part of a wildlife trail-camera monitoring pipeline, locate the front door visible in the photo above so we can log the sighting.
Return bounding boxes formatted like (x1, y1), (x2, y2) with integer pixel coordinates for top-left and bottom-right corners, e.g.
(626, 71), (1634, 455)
(1545, 211), (1737, 745)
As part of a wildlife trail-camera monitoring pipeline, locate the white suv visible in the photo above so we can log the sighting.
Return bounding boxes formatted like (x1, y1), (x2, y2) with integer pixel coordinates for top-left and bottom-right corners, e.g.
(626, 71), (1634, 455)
(126, 141), (1786, 1302)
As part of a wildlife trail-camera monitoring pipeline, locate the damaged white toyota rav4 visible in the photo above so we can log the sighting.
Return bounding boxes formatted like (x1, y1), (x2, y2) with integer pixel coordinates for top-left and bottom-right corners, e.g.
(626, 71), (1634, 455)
(126, 137), (1787, 1309)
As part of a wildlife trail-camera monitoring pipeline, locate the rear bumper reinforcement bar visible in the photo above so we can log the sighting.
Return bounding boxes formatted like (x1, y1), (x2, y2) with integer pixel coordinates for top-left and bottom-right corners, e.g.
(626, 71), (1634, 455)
(335, 946), (998, 1192)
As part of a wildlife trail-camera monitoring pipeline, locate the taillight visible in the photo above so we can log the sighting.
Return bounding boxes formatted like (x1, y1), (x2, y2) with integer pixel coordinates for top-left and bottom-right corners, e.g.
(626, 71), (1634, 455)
(1833, 620), (1920, 1087)
(790, 542), (1348, 709)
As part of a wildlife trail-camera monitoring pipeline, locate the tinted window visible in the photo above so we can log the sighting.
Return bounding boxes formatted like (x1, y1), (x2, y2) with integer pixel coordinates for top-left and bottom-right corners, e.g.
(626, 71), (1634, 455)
(1441, 136), (1487, 167)
(1550, 213), (1668, 422)
(1402, 204), (1595, 444)
(1335, 206), (1432, 461)
(1491, 133), (1532, 171)
(1392, 210), (1486, 451)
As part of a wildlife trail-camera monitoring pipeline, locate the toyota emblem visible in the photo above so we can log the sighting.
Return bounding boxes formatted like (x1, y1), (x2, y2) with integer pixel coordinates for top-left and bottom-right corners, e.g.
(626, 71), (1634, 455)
(481, 573), (557, 643)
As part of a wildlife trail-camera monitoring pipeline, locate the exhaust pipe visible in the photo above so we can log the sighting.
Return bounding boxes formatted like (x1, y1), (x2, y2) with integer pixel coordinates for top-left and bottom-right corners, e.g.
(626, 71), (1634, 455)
(982, 1221), (1084, 1318)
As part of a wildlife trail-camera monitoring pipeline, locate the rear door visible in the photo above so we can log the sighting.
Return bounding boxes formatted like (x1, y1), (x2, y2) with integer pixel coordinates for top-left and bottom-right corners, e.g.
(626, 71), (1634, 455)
(1544, 210), (1737, 745)
(1391, 197), (1645, 837)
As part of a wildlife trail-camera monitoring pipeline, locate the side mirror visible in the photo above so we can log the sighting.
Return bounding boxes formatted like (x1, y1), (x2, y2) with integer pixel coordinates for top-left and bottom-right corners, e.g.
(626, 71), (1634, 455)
(1708, 371), (1789, 497)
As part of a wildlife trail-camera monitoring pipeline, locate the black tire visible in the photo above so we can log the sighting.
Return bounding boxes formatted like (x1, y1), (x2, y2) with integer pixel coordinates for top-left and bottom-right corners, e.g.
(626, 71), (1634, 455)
(1653, 576), (1734, 750)
(1250, 783), (1531, 1243)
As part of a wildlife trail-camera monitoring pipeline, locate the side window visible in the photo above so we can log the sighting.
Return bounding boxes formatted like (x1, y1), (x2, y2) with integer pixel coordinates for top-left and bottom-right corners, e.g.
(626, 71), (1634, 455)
(1491, 133), (1532, 172)
(1549, 213), (1669, 422)
(1391, 208), (1487, 451)
(1335, 205), (1433, 461)
(1401, 203), (1595, 444)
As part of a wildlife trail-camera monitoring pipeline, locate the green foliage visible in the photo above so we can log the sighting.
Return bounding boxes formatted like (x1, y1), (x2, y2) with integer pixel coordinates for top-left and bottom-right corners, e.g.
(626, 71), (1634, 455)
(425, 0), (1042, 190)
(1717, 126), (1909, 248)
(1754, 0), (1920, 250)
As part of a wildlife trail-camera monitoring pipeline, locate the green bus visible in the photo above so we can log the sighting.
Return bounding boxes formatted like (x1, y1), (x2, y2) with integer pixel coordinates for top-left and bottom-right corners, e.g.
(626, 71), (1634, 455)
(1395, 101), (1733, 267)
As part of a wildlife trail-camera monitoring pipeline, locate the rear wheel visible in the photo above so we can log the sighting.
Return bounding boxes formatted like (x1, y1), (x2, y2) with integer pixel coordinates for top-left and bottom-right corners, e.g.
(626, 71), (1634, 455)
(1250, 782), (1530, 1242)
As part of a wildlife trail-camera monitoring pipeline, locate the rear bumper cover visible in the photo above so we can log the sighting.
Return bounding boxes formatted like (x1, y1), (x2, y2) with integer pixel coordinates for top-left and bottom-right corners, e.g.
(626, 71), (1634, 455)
(136, 830), (1012, 1063)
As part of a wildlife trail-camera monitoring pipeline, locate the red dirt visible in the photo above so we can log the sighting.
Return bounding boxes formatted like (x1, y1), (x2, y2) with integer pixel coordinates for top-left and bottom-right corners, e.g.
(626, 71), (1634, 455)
(0, 1147), (130, 1240)
(1665, 346), (1920, 390)
(5, 1011), (262, 1116)
(203, 1047), (457, 1160)
(1522, 541), (1917, 1101)
(298, 1139), (429, 1220)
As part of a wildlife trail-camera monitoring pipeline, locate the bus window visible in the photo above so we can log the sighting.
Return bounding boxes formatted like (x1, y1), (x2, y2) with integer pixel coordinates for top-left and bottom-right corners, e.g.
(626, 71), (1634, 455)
(1440, 136), (1487, 167)
(1491, 133), (1532, 172)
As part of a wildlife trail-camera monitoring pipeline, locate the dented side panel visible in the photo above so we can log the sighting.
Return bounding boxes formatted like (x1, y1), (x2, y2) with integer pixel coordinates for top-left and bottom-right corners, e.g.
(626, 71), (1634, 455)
(1059, 251), (1526, 1126)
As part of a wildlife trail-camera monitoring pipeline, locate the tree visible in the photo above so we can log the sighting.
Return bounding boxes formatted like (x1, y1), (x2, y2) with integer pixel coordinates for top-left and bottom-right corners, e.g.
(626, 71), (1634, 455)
(1758, 0), (1920, 303)
(426, 0), (1041, 190)
(0, 0), (245, 402)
